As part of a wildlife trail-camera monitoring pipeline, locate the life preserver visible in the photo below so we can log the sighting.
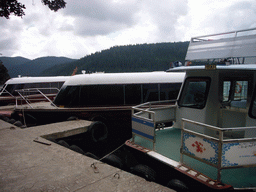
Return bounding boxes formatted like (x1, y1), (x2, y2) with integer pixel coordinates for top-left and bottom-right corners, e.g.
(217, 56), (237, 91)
(235, 82), (242, 94)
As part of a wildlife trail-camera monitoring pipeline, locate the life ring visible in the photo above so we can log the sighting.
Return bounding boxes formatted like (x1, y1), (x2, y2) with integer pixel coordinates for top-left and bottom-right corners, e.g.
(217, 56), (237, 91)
(235, 82), (242, 94)
(88, 121), (108, 142)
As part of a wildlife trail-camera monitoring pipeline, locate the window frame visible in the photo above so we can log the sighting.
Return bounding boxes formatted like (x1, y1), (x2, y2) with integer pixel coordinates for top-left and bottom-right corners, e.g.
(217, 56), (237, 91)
(248, 83), (256, 119)
(178, 77), (211, 109)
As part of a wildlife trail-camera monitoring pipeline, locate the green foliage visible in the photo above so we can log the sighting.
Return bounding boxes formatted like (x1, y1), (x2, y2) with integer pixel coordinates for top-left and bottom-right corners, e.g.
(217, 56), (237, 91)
(0, 0), (66, 19)
(40, 42), (189, 76)
(41, 0), (66, 12)
(0, 0), (25, 19)
(0, 60), (10, 85)
(1, 56), (76, 77)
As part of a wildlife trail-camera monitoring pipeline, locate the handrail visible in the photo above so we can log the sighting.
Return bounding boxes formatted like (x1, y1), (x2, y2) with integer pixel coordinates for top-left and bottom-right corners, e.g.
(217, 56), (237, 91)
(191, 27), (256, 42)
(132, 99), (176, 111)
(181, 118), (256, 182)
(15, 87), (59, 108)
(0, 84), (15, 97)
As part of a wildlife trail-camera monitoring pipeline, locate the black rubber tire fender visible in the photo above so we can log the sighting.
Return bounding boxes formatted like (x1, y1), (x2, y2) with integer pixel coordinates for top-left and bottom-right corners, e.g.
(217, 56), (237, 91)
(67, 116), (78, 121)
(69, 145), (86, 155)
(167, 179), (189, 192)
(102, 154), (124, 169)
(88, 121), (108, 142)
(130, 164), (156, 181)
(13, 120), (23, 127)
(57, 140), (70, 148)
(85, 152), (99, 160)
(7, 118), (16, 124)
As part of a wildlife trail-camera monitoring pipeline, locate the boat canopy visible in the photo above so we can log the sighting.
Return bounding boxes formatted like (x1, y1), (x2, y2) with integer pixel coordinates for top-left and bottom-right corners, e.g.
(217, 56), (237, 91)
(167, 64), (256, 72)
(63, 72), (185, 86)
(185, 28), (256, 62)
(5, 76), (71, 85)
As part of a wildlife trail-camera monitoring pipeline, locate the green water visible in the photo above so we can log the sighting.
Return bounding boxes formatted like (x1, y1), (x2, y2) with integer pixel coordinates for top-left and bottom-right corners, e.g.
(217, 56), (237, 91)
(133, 128), (256, 189)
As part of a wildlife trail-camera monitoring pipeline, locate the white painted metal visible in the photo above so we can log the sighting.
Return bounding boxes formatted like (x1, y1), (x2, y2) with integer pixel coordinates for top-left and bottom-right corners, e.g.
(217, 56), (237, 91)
(186, 28), (256, 61)
(63, 72), (185, 86)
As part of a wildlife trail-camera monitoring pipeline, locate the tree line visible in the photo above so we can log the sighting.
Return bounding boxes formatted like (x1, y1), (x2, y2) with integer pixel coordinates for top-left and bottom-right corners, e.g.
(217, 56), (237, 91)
(41, 41), (189, 76)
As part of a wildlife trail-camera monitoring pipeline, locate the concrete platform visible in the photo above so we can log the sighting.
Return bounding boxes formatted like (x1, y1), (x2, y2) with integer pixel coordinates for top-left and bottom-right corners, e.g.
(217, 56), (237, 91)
(0, 119), (174, 191)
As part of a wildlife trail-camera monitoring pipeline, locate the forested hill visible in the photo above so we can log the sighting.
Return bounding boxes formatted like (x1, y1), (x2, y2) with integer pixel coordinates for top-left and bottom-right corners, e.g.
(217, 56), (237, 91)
(40, 41), (189, 76)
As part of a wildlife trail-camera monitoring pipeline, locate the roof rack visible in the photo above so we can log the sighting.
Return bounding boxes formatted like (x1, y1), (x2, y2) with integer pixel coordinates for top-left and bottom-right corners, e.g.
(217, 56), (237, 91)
(185, 28), (256, 63)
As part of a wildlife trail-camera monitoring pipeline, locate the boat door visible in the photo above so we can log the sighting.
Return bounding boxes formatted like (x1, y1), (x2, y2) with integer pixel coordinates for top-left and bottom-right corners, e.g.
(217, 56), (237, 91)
(219, 72), (253, 136)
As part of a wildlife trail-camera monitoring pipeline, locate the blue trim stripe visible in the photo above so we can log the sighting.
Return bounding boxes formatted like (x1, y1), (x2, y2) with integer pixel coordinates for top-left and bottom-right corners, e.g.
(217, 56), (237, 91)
(132, 129), (154, 141)
(132, 117), (154, 127)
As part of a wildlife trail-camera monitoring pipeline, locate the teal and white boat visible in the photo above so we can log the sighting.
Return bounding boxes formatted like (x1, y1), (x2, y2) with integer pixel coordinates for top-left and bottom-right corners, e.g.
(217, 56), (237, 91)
(129, 28), (256, 191)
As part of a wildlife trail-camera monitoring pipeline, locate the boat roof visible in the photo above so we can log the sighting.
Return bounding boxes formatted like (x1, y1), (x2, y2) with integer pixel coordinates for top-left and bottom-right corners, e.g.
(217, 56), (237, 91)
(5, 76), (71, 85)
(167, 64), (256, 72)
(63, 72), (185, 86)
(185, 28), (256, 61)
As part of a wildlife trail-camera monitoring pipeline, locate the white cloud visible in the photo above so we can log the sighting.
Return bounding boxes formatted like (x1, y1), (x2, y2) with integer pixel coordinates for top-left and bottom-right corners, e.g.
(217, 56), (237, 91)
(0, 0), (255, 60)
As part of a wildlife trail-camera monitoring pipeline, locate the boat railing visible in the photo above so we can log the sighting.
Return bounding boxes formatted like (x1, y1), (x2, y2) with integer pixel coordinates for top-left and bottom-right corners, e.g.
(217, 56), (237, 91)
(15, 88), (59, 108)
(186, 27), (256, 62)
(132, 100), (177, 150)
(132, 99), (176, 121)
(0, 84), (15, 97)
(181, 118), (256, 182)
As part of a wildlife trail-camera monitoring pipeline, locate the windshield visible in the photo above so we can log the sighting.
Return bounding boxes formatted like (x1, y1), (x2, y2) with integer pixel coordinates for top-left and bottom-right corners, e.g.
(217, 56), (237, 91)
(178, 77), (211, 109)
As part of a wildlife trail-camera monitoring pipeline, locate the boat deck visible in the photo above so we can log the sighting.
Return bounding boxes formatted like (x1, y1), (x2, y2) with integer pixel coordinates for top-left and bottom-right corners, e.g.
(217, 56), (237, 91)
(133, 128), (256, 189)
(0, 119), (173, 191)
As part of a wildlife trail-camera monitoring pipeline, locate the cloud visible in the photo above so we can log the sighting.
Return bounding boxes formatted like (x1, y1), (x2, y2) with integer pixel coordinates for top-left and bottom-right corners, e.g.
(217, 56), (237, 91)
(0, 0), (256, 60)
(139, 0), (189, 41)
(64, 0), (140, 36)
(181, 0), (256, 39)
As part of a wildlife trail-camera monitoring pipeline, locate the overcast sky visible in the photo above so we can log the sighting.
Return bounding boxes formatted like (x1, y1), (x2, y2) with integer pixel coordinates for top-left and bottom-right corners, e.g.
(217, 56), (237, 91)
(0, 0), (255, 60)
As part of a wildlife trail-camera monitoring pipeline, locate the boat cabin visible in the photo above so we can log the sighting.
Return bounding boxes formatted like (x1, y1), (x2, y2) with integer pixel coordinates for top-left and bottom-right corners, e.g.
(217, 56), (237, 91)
(0, 76), (70, 105)
(130, 28), (256, 190)
(170, 64), (256, 138)
(53, 72), (185, 107)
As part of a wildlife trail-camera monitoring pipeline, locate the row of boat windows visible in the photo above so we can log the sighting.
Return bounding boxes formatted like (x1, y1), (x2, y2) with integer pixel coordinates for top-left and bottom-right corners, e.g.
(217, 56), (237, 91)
(53, 83), (181, 106)
(2, 82), (65, 96)
(178, 78), (250, 109)
(177, 77), (256, 119)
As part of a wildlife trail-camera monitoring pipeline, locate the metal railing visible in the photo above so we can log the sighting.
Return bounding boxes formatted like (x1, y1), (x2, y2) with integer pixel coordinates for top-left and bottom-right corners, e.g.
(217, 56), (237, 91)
(0, 84), (15, 97)
(15, 88), (59, 108)
(132, 100), (177, 150)
(132, 100), (176, 121)
(181, 118), (256, 182)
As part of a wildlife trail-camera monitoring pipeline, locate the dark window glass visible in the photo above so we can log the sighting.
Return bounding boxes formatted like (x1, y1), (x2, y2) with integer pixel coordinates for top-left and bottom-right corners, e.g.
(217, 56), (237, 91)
(178, 77), (211, 109)
(11, 84), (25, 96)
(249, 86), (256, 118)
(125, 84), (142, 104)
(143, 84), (158, 102)
(160, 83), (181, 100)
(4, 84), (15, 95)
(54, 85), (80, 106)
(79, 85), (124, 106)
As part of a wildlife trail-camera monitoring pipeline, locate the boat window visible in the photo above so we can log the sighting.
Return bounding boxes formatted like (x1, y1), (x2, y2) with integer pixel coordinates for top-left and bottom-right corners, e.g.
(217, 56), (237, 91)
(223, 81), (231, 102)
(160, 83), (181, 100)
(54, 85), (80, 106)
(249, 85), (256, 119)
(79, 84), (124, 106)
(8, 84), (25, 96)
(125, 84), (142, 105)
(143, 84), (158, 102)
(222, 80), (248, 108)
(178, 77), (211, 109)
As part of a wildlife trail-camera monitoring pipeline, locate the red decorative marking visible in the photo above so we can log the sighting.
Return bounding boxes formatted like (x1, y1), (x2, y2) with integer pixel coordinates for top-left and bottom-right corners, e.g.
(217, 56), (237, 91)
(192, 141), (206, 153)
